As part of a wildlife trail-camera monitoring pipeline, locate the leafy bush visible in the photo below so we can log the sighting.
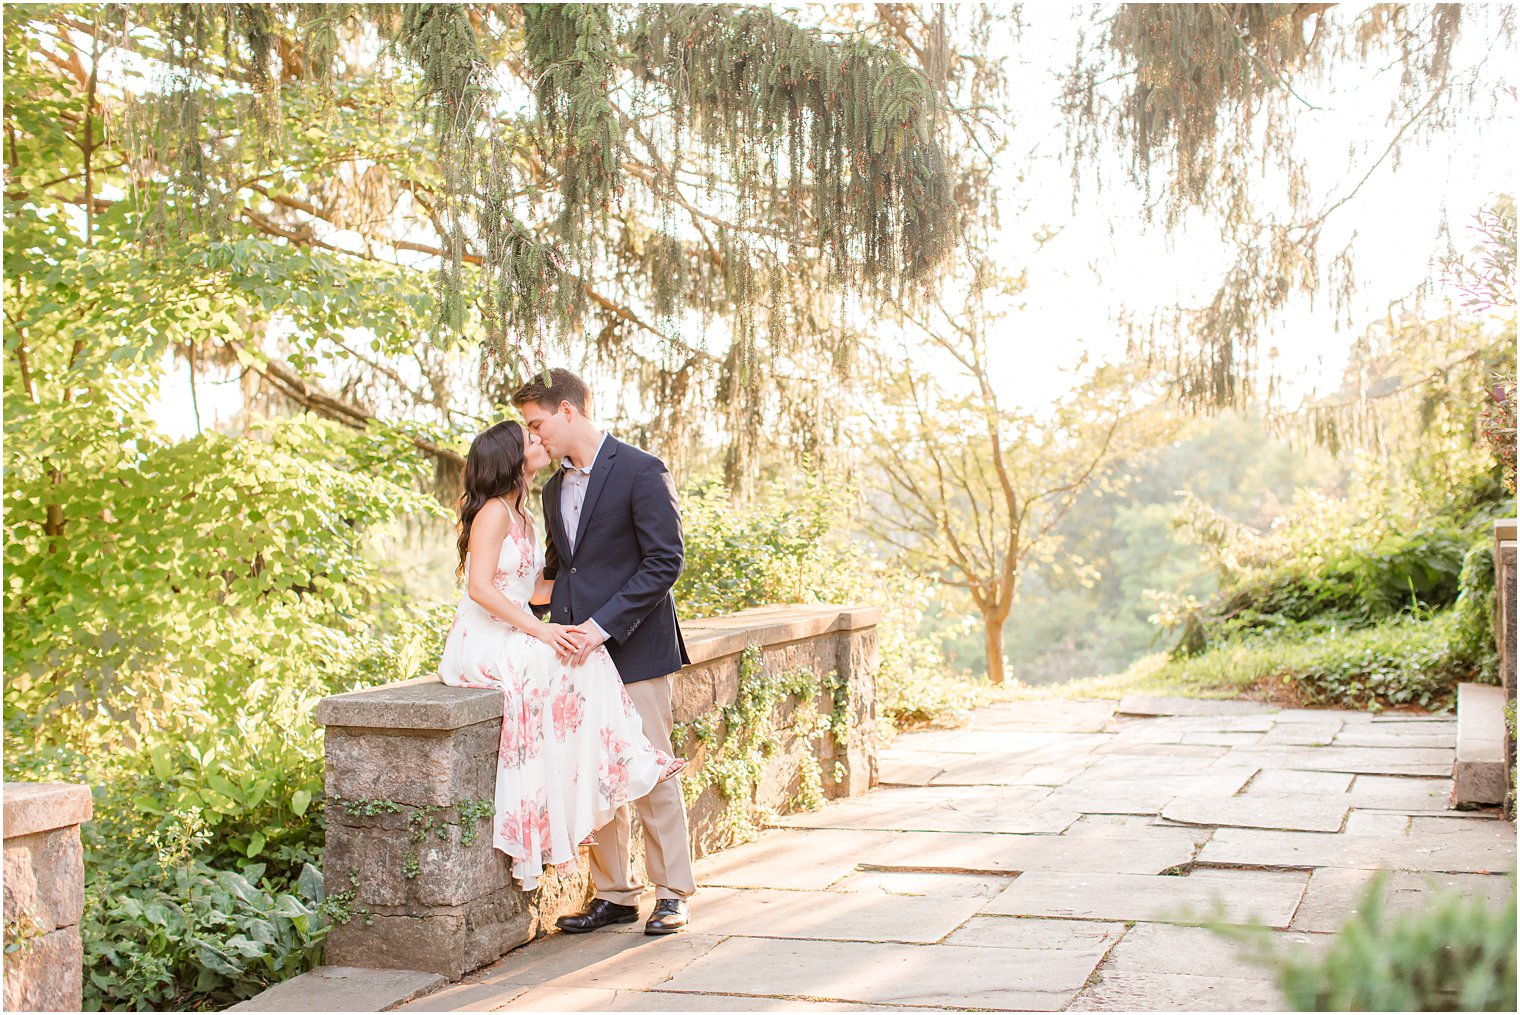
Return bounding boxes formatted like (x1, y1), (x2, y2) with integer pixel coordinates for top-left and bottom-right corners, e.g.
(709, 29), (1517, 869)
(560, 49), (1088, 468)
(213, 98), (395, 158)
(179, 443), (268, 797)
(1272, 874), (1516, 1011)
(677, 474), (977, 733)
(82, 854), (327, 1012)
(1154, 609), (1484, 709)
(1218, 522), (1469, 631)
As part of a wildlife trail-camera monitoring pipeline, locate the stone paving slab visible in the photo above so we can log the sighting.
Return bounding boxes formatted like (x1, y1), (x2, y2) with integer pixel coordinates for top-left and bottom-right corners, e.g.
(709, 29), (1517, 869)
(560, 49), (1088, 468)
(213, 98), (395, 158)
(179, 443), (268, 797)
(1222, 746), (1453, 776)
(1042, 771), (1258, 816)
(1089, 741), (1232, 758)
(232, 967), (445, 1012)
(857, 824), (1204, 876)
(1341, 811), (1411, 836)
(932, 756), (1091, 787)
(1098, 922), (1326, 979)
(1161, 795), (1349, 833)
(877, 756), (947, 786)
(1198, 826), (1516, 873)
(968, 699), (1116, 732)
(477, 985), (950, 1012)
(1178, 731), (1265, 747)
(692, 829), (899, 890)
(1290, 867), (1518, 933)
(1068, 970), (1287, 1011)
(1345, 774), (1453, 810)
(770, 785), (1078, 835)
(1067, 758), (1256, 782)
(827, 870), (1014, 899)
(660, 937), (1099, 1010)
(433, 930), (726, 994)
(1259, 721), (1342, 746)
(1117, 696), (1275, 717)
(1239, 770), (1353, 795)
(944, 915), (1126, 951)
(605, 886), (987, 944)
(1333, 730), (1456, 748)
(892, 728), (1115, 759)
(982, 870), (1308, 927)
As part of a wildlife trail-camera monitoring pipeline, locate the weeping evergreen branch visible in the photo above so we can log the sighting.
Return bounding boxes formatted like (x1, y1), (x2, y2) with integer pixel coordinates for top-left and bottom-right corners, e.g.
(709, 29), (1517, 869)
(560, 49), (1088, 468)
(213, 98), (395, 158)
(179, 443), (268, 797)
(76, 2), (964, 379)
(1065, 3), (1503, 417)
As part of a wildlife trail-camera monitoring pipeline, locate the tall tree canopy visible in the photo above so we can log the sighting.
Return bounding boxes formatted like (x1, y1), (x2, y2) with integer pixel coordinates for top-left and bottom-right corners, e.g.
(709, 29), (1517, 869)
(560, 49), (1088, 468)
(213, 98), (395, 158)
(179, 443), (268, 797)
(8, 2), (981, 485)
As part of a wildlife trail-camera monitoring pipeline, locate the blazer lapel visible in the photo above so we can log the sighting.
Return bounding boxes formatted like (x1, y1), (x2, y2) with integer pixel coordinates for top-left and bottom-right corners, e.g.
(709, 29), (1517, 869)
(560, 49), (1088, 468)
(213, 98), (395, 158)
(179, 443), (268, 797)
(544, 469), (570, 562)
(571, 436), (619, 556)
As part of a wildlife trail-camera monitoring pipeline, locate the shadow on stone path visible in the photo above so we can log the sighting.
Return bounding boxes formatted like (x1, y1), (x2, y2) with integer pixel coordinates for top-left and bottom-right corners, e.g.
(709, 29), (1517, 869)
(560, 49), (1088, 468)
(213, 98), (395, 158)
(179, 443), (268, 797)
(396, 697), (1515, 1012)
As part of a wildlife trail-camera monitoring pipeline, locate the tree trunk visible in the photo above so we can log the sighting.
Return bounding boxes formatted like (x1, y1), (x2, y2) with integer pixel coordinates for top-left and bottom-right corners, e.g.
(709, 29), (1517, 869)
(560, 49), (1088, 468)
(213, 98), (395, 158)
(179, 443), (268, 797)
(983, 612), (1008, 685)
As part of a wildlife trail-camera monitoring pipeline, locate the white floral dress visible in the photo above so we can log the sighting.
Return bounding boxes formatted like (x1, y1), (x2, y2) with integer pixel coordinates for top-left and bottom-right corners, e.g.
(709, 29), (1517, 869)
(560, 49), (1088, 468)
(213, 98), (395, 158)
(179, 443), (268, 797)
(437, 522), (683, 891)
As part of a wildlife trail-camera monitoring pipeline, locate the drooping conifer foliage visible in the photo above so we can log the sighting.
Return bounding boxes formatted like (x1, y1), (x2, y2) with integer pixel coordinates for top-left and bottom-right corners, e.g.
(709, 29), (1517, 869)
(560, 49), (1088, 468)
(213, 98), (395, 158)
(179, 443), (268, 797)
(1066, 4), (1511, 414)
(87, 3), (962, 373)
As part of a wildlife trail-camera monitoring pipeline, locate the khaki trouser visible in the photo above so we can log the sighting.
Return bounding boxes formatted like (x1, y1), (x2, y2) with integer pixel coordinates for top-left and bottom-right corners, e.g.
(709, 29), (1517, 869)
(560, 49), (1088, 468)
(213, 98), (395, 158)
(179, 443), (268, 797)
(589, 673), (696, 904)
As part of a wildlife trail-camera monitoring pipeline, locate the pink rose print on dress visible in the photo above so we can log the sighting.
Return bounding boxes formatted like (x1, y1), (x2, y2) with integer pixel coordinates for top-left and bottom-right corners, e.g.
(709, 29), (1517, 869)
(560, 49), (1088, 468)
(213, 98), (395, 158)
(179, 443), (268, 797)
(551, 685), (586, 741)
(498, 811), (523, 851)
(619, 686), (640, 719)
(598, 758), (631, 804)
(599, 725), (631, 756)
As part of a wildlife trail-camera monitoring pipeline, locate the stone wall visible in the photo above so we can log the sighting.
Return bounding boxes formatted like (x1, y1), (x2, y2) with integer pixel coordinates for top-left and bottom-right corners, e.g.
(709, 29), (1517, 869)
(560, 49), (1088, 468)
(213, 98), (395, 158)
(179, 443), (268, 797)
(314, 603), (879, 979)
(1496, 519), (1516, 816)
(3, 783), (92, 1013)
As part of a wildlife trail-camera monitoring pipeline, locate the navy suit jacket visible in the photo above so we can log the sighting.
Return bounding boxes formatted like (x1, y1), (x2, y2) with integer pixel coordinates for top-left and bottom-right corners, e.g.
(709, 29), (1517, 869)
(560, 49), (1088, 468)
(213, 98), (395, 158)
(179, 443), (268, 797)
(540, 436), (690, 683)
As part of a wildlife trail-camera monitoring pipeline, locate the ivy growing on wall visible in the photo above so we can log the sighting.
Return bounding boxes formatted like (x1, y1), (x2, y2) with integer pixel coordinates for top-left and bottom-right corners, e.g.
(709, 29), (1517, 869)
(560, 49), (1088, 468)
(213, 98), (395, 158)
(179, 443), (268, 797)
(672, 647), (850, 843)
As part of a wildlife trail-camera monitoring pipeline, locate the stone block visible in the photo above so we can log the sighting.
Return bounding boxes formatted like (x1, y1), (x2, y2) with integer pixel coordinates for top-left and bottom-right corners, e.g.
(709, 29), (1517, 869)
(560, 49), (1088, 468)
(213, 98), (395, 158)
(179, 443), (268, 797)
(316, 677), (503, 731)
(1, 926), (82, 1012)
(324, 885), (536, 979)
(1, 784), (92, 840)
(670, 665), (717, 724)
(1453, 682), (1508, 807)
(3, 828), (85, 935)
(325, 725), (495, 807)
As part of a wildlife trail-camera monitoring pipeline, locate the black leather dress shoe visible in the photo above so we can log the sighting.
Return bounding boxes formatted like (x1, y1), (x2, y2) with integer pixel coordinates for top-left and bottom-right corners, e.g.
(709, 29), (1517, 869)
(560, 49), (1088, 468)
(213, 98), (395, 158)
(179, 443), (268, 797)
(644, 898), (688, 935)
(556, 899), (639, 933)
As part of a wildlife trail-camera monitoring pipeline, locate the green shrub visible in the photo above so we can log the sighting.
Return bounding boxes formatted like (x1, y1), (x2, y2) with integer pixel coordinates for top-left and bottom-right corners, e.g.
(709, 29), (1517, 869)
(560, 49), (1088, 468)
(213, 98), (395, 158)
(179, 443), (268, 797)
(81, 854), (327, 1012)
(1220, 523), (1469, 632)
(1450, 539), (1500, 684)
(1273, 874), (1516, 1011)
(1155, 609), (1482, 709)
(677, 473), (976, 733)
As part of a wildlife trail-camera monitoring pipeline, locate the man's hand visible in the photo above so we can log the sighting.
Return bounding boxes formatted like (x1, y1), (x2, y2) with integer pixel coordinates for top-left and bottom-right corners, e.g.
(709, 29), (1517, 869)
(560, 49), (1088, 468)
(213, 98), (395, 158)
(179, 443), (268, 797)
(566, 622), (609, 666)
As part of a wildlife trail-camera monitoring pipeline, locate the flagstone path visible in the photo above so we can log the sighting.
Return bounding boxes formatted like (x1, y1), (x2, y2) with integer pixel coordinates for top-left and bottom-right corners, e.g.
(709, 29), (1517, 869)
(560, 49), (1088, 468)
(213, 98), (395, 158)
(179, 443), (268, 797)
(397, 697), (1515, 1012)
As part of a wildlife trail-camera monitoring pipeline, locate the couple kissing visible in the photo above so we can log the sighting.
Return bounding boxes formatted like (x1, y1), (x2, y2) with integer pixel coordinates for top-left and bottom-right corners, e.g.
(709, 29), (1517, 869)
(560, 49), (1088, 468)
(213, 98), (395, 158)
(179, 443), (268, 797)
(437, 368), (694, 936)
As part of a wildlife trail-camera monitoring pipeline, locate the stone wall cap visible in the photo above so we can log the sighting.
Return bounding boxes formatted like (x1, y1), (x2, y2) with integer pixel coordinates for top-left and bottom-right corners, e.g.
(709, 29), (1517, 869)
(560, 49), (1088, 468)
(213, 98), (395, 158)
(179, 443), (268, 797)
(2, 782), (93, 839)
(317, 677), (501, 732)
(683, 603), (881, 666)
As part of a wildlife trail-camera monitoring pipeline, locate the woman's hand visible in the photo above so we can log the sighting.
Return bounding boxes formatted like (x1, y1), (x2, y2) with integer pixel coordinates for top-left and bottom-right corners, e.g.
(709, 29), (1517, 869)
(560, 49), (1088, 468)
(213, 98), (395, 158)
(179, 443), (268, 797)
(535, 621), (579, 661)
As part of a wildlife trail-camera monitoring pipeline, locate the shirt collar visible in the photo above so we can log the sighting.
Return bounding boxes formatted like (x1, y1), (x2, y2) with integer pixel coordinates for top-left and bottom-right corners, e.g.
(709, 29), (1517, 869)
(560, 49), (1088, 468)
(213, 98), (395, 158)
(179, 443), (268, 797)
(561, 431), (609, 476)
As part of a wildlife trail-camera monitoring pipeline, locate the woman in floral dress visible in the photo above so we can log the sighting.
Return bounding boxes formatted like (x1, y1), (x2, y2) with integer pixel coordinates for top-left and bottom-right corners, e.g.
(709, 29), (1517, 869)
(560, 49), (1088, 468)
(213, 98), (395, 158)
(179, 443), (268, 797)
(437, 420), (684, 892)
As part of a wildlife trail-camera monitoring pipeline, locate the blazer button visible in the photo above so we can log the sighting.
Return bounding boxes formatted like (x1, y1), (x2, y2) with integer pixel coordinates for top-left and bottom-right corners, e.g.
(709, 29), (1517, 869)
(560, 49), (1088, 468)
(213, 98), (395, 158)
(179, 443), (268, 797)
(570, 567), (577, 574)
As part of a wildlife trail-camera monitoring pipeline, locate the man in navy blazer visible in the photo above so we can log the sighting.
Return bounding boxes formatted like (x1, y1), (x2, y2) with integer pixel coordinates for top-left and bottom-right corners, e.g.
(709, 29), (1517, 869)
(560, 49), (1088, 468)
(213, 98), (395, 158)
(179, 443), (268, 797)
(512, 369), (695, 936)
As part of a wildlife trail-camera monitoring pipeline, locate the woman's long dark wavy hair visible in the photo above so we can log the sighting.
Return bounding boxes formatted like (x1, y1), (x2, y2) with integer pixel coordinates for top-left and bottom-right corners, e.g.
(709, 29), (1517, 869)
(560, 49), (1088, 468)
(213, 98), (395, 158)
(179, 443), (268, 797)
(456, 420), (531, 577)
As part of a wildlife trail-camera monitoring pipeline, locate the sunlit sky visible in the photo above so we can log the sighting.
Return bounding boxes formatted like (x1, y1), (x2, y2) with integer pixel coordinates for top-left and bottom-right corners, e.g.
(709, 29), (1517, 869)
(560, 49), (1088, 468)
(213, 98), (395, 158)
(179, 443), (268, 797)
(140, 4), (1518, 436)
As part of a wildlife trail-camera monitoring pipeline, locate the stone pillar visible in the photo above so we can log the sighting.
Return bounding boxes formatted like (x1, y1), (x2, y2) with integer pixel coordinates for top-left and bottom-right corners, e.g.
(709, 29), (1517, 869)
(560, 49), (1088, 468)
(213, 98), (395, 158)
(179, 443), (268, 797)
(315, 603), (880, 979)
(314, 680), (580, 980)
(1495, 519), (1516, 815)
(3, 782), (92, 1013)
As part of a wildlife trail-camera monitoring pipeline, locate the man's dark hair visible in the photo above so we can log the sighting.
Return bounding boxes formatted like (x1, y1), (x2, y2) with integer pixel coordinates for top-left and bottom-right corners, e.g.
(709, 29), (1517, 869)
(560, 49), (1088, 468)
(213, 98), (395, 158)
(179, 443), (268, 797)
(510, 368), (591, 416)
